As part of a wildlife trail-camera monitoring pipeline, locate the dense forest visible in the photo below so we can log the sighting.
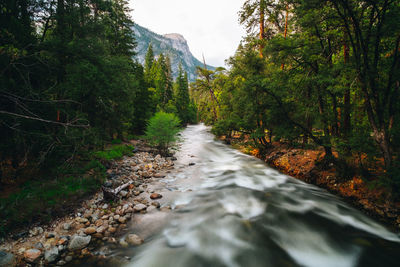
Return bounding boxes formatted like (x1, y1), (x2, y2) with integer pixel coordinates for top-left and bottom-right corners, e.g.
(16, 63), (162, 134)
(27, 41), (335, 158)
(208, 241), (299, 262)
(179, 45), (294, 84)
(0, 0), (195, 177)
(0, 0), (195, 234)
(193, 0), (400, 196)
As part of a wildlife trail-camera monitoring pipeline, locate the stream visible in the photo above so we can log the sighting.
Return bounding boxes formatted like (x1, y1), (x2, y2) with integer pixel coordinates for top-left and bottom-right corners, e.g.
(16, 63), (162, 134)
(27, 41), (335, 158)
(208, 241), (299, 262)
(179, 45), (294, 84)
(108, 124), (400, 267)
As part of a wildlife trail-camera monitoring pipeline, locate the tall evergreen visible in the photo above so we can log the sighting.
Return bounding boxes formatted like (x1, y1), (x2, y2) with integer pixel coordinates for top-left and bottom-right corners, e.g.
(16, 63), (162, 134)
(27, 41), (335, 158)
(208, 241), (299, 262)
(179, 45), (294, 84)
(144, 44), (155, 85)
(175, 64), (191, 124)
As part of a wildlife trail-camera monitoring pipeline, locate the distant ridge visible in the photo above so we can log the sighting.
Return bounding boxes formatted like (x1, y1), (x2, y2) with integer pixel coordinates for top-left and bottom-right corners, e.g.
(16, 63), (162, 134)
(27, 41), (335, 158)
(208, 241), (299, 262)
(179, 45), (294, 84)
(133, 24), (215, 81)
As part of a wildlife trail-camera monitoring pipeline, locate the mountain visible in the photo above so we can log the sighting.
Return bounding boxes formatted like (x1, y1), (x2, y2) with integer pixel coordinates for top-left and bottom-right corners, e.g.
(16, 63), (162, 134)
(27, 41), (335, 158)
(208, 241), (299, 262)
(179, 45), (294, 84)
(133, 24), (215, 82)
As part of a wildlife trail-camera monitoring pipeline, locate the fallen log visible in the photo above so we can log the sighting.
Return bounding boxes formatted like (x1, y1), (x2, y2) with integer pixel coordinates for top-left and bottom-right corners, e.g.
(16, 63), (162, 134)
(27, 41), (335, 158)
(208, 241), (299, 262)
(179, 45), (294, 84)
(102, 181), (133, 201)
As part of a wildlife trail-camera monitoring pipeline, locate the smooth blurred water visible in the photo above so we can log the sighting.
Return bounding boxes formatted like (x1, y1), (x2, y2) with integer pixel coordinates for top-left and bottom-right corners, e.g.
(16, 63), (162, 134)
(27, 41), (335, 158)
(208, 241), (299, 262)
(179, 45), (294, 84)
(122, 124), (400, 267)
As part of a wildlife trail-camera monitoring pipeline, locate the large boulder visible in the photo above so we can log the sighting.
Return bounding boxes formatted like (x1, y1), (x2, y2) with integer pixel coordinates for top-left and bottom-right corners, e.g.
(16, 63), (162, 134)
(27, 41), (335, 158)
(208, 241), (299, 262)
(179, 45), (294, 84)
(68, 235), (91, 251)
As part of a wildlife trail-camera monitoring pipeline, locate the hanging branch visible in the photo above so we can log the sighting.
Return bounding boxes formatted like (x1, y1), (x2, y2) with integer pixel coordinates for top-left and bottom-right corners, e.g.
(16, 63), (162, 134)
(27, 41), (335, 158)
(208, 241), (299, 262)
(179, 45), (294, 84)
(0, 111), (90, 128)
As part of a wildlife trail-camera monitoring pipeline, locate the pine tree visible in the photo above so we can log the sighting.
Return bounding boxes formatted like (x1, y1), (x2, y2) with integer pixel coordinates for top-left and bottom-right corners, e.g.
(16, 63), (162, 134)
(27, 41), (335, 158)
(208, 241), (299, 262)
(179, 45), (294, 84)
(175, 64), (191, 124)
(144, 44), (155, 85)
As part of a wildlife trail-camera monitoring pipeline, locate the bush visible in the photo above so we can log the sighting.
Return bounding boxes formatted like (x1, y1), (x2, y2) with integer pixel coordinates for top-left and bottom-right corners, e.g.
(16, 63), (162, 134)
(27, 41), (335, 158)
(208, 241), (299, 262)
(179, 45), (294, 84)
(145, 111), (181, 155)
(93, 144), (134, 161)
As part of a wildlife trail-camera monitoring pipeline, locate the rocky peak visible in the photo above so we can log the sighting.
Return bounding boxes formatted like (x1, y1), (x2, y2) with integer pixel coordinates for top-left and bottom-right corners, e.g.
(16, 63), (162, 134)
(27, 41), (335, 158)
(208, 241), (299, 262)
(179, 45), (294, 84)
(163, 33), (187, 44)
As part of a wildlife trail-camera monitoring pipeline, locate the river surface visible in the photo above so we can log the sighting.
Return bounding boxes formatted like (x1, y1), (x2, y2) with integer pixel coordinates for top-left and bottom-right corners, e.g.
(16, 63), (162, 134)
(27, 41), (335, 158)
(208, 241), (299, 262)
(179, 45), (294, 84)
(112, 124), (400, 267)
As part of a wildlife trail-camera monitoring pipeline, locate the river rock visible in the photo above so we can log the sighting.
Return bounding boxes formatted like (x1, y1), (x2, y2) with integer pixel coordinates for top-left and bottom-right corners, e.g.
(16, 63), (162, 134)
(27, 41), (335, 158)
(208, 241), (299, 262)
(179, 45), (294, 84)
(0, 251), (16, 267)
(29, 226), (43, 236)
(96, 226), (107, 233)
(120, 190), (128, 197)
(44, 247), (59, 263)
(134, 204), (147, 212)
(118, 217), (127, 224)
(68, 235), (91, 251)
(75, 217), (89, 224)
(63, 222), (72, 231)
(150, 193), (162, 200)
(108, 227), (117, 234)
(95, 219), (104, 227)
(125, 234), (143, 246)
(119, 239), (129, 248)
(24, 249), (42, 263)
(84, 227), (96, 235)
(153, 173), (166, 178)
(34, 242), (44, 250)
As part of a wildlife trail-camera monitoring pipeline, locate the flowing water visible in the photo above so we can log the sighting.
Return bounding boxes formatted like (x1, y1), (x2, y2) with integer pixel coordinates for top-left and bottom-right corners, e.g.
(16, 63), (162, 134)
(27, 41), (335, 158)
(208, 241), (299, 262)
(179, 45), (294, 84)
(111, 124), (400, 266)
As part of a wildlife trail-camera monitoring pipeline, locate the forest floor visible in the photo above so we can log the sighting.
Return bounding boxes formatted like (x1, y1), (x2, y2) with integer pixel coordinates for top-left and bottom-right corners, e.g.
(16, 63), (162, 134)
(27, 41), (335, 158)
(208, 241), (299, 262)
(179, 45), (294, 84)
(226, 137), (400, 232)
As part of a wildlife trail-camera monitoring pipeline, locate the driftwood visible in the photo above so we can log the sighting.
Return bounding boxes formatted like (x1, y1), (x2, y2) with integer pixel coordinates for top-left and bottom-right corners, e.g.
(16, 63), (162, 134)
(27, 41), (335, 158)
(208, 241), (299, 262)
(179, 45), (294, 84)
(102, 181), (133, 201)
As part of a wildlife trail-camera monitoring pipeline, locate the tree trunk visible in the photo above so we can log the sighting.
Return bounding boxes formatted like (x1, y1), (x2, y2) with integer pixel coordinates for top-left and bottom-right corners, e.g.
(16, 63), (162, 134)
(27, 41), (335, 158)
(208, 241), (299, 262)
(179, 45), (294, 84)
(343, 42), (351, 135)
(373, 129), (392, 168)
(259, 0), (265, 57)
(281, 5), (289, 70)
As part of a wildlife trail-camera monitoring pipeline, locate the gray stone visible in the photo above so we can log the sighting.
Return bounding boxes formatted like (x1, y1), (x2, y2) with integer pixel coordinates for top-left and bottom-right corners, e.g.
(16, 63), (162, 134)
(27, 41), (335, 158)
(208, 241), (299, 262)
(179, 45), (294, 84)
(68, 235), (91, 251)
(29, 226), (44, 236)
(119, 190), (128, 197)
(65, 256), (73, 262)
(102, 204), (109, 209)
(63, 223), (72, 231)
(44, 247), (59, 263)
(133, 204), (147, 212)
(34, 242), (44, 250)
(0, 251), (16, 267)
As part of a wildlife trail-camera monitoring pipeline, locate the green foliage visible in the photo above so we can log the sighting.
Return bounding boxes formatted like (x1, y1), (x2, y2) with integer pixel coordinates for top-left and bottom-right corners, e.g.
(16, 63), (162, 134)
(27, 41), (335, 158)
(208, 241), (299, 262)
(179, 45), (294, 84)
(0, 159), (105, 237)
(93, 144), (134, 161)
(145, 112), (181, 155)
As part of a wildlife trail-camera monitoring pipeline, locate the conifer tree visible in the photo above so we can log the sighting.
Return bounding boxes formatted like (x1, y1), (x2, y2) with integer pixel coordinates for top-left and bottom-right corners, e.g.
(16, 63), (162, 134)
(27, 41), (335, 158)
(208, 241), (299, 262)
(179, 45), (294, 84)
(175, 64), (191, 124)
(144, 44), (155, 85)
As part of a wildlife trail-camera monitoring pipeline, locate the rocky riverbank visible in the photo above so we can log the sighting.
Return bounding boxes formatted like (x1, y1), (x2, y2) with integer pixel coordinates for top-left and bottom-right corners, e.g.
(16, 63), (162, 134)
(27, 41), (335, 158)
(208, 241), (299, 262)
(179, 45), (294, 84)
(0, 143), (176, 266)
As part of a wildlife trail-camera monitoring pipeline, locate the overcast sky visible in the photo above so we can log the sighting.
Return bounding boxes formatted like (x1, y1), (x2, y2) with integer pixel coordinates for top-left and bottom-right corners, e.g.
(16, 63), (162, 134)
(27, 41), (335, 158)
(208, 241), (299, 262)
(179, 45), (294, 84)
(129, 0), (246, 67)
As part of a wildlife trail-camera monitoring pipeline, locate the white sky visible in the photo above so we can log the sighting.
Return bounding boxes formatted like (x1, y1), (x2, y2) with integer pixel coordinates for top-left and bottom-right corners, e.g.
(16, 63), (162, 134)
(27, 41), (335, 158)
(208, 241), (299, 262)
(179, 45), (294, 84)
(129, 0), (246, 67)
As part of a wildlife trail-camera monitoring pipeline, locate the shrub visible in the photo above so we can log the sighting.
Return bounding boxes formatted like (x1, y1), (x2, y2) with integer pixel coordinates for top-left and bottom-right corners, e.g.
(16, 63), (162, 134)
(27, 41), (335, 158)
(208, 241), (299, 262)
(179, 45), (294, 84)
(93, 144), (134, 161)
(145, 111), (181, 155)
